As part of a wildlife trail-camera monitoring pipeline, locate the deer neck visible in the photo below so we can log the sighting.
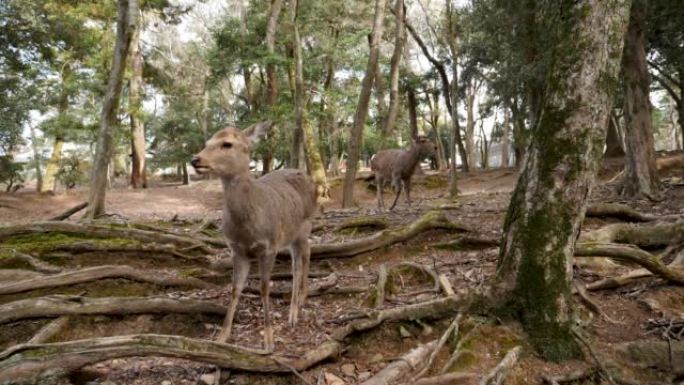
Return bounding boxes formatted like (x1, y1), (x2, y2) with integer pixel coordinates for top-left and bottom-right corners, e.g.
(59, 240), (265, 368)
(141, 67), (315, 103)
(220, 172), (257, 213)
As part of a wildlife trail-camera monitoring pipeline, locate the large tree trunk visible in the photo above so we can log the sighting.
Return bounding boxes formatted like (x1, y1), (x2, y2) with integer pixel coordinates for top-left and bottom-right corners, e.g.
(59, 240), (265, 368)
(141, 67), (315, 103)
(510, 99), (527, 168)
(619, 0), (660, 199)
(501, 105), (511, 167)
(407, 85), (419, 139)
(41, 137), (63, 193)
(493, 0), (630, 361)
(382, 0), (406, 138)
(341, 0), (386, 207)
(129, 12), (147, 189)
(429, 92), (447, 170)
(84, 0), (137, 219)
(291, 0), (329, 200)
(263, 0), (284, 174)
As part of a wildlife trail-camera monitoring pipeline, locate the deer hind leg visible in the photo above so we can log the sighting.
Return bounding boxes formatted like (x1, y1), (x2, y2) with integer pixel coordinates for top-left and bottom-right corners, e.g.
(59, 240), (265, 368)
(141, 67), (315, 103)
(288, 229), (311, 328)
(376, 175), (385, 210)
(258, 250), (277, 352)
(404, 178), (412, 206)
(217, 253), (250, 343)
(389, 177), (403, 211)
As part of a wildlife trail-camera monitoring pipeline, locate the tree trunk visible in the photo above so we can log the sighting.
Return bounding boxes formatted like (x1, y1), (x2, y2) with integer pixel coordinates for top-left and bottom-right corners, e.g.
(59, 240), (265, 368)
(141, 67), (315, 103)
(129, 13), (147, 189)
(85, 0), (137, 219)
(619, 1), (660, 199)
(181, 162), (190, 185)
(262, 0), (285, 174)
(445, 0), (463, 198)
(238, 0), (253, 113)
(604, 111), (625, 157)
(493, 0), (630, 361)
(291, 0), (329, 200)
(501, 106), (511, 167)
(679, 71), (684, 150)
(429, 93), (447, 170)
(511, 99), (527, 168)
(464, 81), (476, 169)
(407, 85), (419, 139)
(374, 56), (387, 135)
(341, 0), (386, 207)
(41, 137), (63, 193)
(383, 0), (406, 138)
(29, 125), (43, 192)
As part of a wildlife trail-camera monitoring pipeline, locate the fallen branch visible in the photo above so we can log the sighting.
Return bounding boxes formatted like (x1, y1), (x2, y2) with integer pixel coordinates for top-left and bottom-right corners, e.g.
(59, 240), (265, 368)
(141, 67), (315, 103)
(410, 315), (462, 382)
(580, 221), (684, 248)
(479, 346), (522, 385)
(48, 202), (88, 221)
(575, 243), (684, 286)
(0, 251), (62, 274)
(309, 211), (471, 259)
(26, 317), (70, 344)
(414, 373), (475, 385)
(374, 264), (388, 308)
(0, 295), (227, 324)
(361, 340), (438, 385)
(334, 216), (389, 233)
(437, 274), (455, 296)
(0, 265), (216, 295)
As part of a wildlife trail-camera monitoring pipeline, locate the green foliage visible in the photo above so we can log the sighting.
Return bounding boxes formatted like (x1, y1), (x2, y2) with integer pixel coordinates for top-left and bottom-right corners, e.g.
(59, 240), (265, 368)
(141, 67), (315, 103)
(0, 156), (24, 192)
(55, 153), (87, 189)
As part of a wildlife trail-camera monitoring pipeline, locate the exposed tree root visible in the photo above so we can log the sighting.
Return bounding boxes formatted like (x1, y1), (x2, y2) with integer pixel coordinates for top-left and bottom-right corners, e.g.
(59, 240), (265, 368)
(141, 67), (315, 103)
(0, 265), (216, 295)
(479, 346), (522, 385)
(585, 203), (657, 222)
(361, 340), (438, 385)
(334, 216), (389, 233)
(48, 202), (88, 221)
(26, 317), (70, 344)
(308, 211), (471, 259)
(542, 367), (598, 385)
(614, 339), (684, 375)
(439, 323), (482, 375)
(410, 314), (462, 382)
(0, 251), (62, 274)
(0, 295), (227, 324)
(656, 153), (684, 171)
(0, 221), (221, 249)
(437, 274), (455, 296)
(413, 373), (475, 385)
(51, 242), (204, 261)
(580, 221), (684, 247)
(242, 273), (365, 298)
(430, 235), (501, 250)
(373, 264), (388, 308)
(391, 262), (441, 292)
(573, 283), (619, 323)
(575, 243), (684, 285)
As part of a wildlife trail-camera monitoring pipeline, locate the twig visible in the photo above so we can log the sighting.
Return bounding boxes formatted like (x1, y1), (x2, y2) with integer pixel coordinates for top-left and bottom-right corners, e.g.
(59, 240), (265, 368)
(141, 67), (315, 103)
(479, 346), (522, 385)
(411, 314), (462, 381)
(26, 317), (70, 344)
(49, 202), (88, 221)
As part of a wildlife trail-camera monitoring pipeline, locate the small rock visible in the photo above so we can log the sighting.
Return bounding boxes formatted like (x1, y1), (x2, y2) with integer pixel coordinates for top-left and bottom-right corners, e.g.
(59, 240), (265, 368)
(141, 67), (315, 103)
(369, 353), (384, 363)
(101, 381), (117, 385)
(161, 381), (172, 385)
(357, 372), (372, 381)
(399, 325), (412, 338)
(200, 373), (215, 385)
(340, 363), (356, 377)
(324, 372), (345, 385)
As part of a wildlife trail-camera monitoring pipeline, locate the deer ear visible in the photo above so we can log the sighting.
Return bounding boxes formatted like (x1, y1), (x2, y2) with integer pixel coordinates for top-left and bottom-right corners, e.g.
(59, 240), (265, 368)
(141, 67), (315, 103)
(244, 120), (272, 145)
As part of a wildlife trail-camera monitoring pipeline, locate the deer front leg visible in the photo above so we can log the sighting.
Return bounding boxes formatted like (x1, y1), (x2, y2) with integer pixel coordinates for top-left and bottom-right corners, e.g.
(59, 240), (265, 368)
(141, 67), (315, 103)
(389, 177), (403, 211)
(289, 230), (311, 327)
(404, 178), (412, 206)
(217, 253), (250, 343)
(258, 250), (277, 353)
(376, 175), (385, 210)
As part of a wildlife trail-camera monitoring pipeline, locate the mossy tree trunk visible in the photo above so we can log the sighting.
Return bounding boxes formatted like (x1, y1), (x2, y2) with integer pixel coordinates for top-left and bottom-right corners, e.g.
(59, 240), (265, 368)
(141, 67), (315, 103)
(129, 12), (147, 189)
(619, 0), (661, 199)
(493, 0), (631, 361)
(85, 0), (137, 219)
(41, 66), (71, 194)
(341, 0), (386, 207)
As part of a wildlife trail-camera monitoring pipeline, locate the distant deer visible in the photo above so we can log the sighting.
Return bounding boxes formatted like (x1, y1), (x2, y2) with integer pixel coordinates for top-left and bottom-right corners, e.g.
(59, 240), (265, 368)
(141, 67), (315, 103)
(371, 136), (437, 210)
(191, 121), (317, 352)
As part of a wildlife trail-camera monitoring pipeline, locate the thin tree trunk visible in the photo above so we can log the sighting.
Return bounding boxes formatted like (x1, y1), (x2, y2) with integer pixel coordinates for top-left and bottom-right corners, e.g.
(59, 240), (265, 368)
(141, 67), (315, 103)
(679, 71), (684, 150)
(41, 138), (63, 193)
(511, 99), (527, 168)
(429, 92), (447, 170)
(383, 0), (406, 138)
(374, 56), (387, 135)
(85, 0), (137, 219)
(341, 0), (387, 207)
(291, 0), (329, 200)
(604, 111), (625, 157)
(262, 0), (285, 174)
(238, 0), (253, 113)
(446, 0), (461, 197)
(29, 125), (43, 192)
(619, 0), (660, 199)
(501, 106), (511, 168)
(493, 0), (630, 361)
(465, 81), (476, 169)
(407, 86), (419, 139)
(129, 12), (147, 189)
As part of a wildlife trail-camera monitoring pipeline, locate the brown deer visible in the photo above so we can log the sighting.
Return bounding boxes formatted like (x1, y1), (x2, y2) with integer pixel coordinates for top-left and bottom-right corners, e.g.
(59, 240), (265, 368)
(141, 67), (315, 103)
(371, 136), (437, 210)
(191, 121), (317, 352)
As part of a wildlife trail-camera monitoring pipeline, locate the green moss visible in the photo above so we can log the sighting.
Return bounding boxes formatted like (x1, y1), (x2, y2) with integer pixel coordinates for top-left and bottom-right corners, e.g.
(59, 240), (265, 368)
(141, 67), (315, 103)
(422, 175), (448, 189)
(0, 233), (140, 259)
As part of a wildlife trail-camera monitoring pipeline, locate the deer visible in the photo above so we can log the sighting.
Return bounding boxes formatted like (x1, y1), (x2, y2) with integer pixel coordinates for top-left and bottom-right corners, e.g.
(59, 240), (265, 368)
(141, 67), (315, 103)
(370, 135), (437, 211)
(190, 121), (317, 353)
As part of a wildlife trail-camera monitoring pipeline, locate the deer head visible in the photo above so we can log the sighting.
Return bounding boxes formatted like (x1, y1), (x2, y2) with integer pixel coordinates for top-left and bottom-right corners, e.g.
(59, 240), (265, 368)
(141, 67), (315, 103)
(191, 121), (272, 178)
(414, 135), (437, 157)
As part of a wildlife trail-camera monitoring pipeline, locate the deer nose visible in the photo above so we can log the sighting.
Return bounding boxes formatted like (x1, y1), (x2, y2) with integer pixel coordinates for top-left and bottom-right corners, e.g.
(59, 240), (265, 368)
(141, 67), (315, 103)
(190, 156), (200, 168)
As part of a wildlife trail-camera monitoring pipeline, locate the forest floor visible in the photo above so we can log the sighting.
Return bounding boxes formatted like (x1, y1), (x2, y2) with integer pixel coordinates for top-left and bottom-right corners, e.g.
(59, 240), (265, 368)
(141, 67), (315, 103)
(1, 160), (683, 385)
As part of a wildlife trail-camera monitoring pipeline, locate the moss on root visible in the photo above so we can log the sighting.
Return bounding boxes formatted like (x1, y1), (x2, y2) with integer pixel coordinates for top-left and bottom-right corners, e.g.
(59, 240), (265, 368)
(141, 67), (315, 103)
(0, 233), (140, 261)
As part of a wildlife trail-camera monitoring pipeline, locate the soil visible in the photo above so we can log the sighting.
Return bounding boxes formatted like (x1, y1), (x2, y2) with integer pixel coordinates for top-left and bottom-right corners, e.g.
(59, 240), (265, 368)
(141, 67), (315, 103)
(1, 163), (683, 385)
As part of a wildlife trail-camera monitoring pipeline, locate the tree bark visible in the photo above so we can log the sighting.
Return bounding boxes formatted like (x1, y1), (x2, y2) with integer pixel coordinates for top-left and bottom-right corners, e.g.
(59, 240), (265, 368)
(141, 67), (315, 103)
(85, 0), (137, 219)
(446, 1), (463, 197)
(40, 137), (63, 193)
(342, 0), (387, 207)
(29, 126), (43, 192)
(604, 111), (625, 157)
(383, 0), (406, 138)
(129, 11), (147, 189)
(619, 0), (660, 199)
(263, 0), (284, 174)
(501, 106), (511, 167)
(464, 80), (476, 169)
(493, 0), (631, 361)
(407, 85), (419, 139)
(291, 0), (330, 199)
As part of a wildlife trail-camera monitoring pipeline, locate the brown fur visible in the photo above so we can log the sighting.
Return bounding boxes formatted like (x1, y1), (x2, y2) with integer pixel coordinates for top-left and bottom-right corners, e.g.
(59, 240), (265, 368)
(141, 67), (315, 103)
(370, 136), (436, 210)
(191, 121), (317, 352)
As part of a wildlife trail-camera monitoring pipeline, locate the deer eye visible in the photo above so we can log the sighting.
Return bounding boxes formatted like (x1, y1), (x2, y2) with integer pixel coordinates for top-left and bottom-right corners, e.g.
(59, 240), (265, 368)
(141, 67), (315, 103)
(222, 142), (233, 149)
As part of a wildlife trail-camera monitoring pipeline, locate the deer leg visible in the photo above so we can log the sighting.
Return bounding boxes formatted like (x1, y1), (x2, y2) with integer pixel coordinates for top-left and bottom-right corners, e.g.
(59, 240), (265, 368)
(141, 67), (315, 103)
(376, 175), (385, 210)
(216, 254), (250, 343)
(405, 178), (412, 206)
(289, 230), (310, 328)
(258, 250), (277, 352)
(389, 178), (403, 211)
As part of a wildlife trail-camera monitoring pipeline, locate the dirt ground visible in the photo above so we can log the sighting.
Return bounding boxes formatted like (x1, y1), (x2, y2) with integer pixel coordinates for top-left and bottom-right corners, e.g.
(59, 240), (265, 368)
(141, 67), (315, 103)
(1, 165), (683, 385)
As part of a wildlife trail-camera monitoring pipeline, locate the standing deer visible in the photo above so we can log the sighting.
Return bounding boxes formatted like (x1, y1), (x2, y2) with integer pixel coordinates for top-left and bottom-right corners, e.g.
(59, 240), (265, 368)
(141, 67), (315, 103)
(191, 121), (317, 352)
(371, 135), (437, 210)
